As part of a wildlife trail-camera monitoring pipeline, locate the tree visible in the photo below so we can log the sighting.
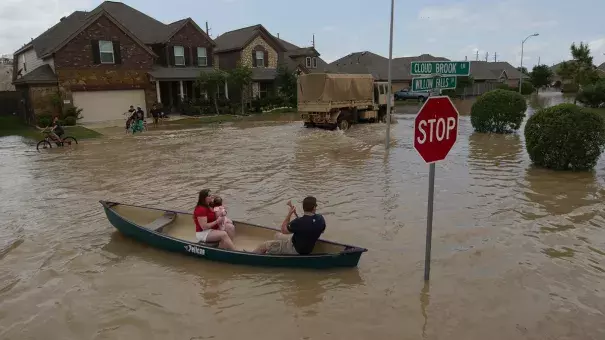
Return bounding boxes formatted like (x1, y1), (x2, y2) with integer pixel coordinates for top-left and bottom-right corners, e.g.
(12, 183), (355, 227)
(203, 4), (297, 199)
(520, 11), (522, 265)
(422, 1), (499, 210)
(275, 65), (297, 107)
(576, 79), (605, 108)
(197, 69), (227, 115)
(529, 64), (553, 92)
(557, 42), (600, 99)
(517, 66), (529, 75)
(226, 63), (252, 115)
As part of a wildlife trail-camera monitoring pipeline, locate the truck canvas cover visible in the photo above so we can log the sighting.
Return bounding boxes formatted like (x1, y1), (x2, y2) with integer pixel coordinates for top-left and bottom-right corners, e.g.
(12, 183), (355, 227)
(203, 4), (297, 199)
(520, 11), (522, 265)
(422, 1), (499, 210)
(297, 73), (374, 103)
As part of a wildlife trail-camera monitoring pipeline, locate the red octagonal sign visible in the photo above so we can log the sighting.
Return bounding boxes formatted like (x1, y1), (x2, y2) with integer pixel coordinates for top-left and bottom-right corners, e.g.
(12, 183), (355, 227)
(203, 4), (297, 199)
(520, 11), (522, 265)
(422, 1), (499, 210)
(414, 96), (459, 164)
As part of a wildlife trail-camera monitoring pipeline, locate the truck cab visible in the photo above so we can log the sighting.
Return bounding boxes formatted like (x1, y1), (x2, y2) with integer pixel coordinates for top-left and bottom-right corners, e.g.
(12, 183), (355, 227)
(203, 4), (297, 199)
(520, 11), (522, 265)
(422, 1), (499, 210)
(374, 82), (395, 107)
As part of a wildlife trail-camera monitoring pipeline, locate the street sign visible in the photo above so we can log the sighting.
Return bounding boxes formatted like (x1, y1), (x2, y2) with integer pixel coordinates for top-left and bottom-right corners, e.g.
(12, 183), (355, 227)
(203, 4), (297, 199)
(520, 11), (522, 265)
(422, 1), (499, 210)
(414, 96), (459, 163)
(414, 96), (460, 282)
(412, 76), (457, 91)
(410, 61), (471, 76)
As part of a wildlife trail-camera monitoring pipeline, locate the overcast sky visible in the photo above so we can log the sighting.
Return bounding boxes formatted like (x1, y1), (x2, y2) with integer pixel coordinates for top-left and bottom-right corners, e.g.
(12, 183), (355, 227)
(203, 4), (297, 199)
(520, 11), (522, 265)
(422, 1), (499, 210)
(1, 0), (604, 68)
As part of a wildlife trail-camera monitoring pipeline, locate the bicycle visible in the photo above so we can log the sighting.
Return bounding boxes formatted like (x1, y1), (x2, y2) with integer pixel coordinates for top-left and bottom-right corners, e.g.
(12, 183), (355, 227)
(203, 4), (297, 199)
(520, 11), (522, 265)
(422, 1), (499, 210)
(36, 129), (78, 152)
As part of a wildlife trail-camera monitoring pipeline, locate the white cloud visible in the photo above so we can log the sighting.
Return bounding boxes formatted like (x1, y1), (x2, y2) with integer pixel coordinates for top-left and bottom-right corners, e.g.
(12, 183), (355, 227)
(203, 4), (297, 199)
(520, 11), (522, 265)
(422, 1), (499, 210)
(0, 0), (93, 54)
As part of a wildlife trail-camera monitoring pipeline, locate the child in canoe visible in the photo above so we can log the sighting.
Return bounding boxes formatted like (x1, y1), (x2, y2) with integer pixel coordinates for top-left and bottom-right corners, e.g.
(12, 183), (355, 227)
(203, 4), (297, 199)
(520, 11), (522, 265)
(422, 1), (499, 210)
(213, 196), (235, 239)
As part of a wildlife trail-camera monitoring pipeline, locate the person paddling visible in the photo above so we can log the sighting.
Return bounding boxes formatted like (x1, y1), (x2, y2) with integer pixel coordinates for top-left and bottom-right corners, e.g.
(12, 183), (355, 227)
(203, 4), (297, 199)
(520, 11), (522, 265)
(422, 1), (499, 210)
(253, 197), (326, 255)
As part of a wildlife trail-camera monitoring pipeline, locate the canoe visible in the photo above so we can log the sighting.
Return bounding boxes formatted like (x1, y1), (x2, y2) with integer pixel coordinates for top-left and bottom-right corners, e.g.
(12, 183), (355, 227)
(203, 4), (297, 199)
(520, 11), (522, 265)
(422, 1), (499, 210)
(100, 200), (367, 268)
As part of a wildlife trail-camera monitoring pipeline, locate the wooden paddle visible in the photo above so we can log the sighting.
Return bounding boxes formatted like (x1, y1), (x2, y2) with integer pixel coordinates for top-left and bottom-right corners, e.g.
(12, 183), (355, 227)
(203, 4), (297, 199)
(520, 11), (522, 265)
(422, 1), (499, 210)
(286, 200), (299, 218)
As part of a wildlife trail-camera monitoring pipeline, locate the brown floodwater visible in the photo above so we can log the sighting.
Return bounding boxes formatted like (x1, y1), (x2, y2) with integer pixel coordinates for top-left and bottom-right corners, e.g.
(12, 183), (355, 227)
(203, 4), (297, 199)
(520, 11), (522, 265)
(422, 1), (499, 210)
(1, 91), (604, 339)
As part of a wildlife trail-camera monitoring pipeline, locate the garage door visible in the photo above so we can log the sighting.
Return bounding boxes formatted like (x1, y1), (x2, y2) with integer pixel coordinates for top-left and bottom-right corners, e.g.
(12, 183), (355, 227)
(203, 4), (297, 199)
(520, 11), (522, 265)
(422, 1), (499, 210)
(72, 90), (146, 123)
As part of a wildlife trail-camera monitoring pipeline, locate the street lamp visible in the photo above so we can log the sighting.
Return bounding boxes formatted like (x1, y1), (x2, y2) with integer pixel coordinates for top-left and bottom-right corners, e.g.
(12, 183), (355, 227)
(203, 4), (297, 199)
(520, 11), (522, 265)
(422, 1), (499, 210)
(519, 33), (539, 93)
(385, 0), (394, 149)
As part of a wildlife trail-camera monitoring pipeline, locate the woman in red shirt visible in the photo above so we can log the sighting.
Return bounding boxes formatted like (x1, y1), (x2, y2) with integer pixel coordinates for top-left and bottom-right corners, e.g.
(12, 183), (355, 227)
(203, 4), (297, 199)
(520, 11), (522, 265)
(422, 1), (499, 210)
(193, 189), (236, 250)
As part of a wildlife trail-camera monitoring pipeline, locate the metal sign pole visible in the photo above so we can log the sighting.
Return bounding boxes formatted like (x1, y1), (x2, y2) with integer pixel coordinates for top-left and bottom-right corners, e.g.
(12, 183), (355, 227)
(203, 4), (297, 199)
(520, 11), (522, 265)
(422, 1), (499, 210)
(385, 0), (394, 149)
(424, 162), (435, 281)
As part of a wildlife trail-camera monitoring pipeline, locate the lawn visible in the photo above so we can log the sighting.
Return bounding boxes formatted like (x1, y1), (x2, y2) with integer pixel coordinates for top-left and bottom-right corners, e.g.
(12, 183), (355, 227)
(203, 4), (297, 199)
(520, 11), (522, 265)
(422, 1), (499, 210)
(161, 109), (298, 128)
(0, 116), (102, 140)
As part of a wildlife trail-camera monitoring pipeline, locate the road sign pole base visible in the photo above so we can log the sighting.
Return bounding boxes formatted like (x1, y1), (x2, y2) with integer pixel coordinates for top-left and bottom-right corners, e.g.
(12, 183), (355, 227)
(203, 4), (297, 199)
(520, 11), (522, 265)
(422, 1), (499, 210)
(424, 162), (436, 281)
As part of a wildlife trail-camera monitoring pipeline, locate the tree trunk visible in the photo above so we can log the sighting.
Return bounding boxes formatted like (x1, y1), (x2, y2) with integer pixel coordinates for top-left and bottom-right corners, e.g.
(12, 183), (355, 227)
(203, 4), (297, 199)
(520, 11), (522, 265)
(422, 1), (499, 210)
(213, 92), (220, 115)
(241, 85), (245, 115)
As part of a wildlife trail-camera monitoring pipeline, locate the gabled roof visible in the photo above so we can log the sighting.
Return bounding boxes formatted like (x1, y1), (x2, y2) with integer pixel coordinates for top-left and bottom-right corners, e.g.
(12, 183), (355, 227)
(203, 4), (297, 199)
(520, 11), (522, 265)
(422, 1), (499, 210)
(328, 51), (409, 80)
(12, 64), (57, 85)
(275, 37), (329, 73)
(16, 1), (214, 58)
(468, 61), (527, 80)
(162, 18), (215, 46)
(214, 24), (285, 53)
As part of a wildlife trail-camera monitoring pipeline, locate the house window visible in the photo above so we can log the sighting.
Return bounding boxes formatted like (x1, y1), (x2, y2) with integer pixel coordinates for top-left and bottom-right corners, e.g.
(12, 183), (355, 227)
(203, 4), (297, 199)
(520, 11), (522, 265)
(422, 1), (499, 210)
(259, 82), (270, 98)
(99, 40), (114, 64)
(306, 57), (311, 68)
(312, 57), (317, 68)
(197, 47), (207, 66)
(174, 46), (185, 66)
(255, 51), (264, 68)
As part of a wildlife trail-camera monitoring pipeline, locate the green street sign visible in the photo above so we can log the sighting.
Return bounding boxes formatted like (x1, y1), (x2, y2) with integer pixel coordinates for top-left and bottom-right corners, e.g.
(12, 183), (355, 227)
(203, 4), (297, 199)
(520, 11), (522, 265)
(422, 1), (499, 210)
(412, 76), (458, 91)
(410, 61), (471, 76)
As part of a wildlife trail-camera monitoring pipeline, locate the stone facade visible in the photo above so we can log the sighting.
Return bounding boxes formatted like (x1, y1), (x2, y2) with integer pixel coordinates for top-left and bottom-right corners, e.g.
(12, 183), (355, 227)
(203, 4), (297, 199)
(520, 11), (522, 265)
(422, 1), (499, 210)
(53, 15), (155, 108)
(240, 35), (278, 69)
(29, 85), (60, 116)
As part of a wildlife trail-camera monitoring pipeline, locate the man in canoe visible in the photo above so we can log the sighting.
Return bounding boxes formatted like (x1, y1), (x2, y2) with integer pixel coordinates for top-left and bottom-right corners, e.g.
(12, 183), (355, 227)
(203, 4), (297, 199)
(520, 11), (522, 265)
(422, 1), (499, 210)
(193, 189), (236, 250)
(253, 197), (326, 255)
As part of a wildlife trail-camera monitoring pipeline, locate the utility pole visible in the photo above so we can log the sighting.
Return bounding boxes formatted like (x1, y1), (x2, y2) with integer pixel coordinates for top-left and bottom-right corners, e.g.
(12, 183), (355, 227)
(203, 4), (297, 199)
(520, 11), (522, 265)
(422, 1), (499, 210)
(385, 0), (394, 149)
(494, 52), (497, 62)
(475, 50), (479, 61)
(312, 34), (315, 47)
(205, 21), (211, 37)
(538, 56), (541, 65)
(485, 52), (489, 62)
(465, 55), (468, 61)
(277, 33), (280, 39)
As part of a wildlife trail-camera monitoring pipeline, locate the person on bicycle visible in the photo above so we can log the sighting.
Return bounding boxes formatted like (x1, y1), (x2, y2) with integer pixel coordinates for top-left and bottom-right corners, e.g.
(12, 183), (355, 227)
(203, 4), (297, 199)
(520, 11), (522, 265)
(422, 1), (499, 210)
(49, 116), (64, 142)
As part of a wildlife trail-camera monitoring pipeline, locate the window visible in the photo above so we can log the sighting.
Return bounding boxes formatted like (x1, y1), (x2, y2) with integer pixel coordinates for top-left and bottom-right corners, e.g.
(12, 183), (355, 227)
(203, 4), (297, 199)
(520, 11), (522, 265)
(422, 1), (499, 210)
(306, 57), (311, 68)
(259, 82), (270, 98)
(99, 40), (114, 64)
(255, 50), (264, 68)
(174, 46), (185, 66)
(197, 47), (207, 66)
(312, 57), (317, 68)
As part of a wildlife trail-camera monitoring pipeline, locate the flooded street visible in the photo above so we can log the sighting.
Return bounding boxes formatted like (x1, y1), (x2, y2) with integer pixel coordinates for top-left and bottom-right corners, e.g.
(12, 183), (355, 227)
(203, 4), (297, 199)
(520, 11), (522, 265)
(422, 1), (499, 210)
(1, 91), (604, 339)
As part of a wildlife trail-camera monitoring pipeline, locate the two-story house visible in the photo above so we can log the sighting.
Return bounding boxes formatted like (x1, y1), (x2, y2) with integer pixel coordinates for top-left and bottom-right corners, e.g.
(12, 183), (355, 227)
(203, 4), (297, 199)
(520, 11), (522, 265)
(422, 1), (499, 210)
(213, 24), (329, 99)
(12, 1), (215, 124)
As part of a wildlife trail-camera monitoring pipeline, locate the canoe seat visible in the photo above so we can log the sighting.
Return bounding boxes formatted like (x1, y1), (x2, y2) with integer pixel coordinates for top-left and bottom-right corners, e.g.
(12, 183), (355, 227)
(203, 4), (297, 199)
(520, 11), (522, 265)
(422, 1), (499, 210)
(198, 241), (219, 248)
(145, 212), (177, 232)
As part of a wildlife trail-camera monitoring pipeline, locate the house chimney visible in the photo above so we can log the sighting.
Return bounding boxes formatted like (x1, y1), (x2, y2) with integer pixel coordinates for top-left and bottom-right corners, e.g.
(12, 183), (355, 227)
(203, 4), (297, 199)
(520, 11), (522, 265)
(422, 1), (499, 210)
(277, 33), (280, 39)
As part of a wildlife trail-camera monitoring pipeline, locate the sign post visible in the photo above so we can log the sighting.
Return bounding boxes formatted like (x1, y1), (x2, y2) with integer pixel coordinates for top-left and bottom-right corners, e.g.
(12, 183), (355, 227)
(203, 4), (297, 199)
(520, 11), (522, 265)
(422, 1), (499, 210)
(410, 61), (471, 76)
(413, 96), (460, 281)
(412, 76), (457, 92)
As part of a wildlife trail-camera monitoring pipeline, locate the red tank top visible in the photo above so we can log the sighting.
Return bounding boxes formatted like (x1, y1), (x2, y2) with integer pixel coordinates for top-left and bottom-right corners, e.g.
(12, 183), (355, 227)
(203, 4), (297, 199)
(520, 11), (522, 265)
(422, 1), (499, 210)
(193, 205), (217, 232)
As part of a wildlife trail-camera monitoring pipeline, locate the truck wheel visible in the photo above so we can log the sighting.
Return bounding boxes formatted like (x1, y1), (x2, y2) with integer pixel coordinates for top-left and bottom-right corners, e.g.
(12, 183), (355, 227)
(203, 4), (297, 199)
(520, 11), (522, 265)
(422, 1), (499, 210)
(304, 122), (315, 128)
(338, 119), (350, 131)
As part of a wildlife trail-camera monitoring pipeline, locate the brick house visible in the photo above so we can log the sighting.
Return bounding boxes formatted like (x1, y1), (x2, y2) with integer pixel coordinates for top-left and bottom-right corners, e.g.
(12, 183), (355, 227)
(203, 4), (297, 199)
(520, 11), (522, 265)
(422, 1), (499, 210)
(213, 24), (329, 99)
(12, 1), (215, 123)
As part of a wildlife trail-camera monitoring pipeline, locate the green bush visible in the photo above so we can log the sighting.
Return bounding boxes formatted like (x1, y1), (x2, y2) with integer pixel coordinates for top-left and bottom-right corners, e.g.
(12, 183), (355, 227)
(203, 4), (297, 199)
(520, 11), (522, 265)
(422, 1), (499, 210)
(496, 83), (514, 91)
(37, 112), (54, 127)
(524, 103), (605, 171)
(520, 81), (535, 95)
(470, 89), (527, 133)
(561, 83), (579, 93)
(576, 79), (605, 108)
(64, 116), (77, 126)
(62, 106), (83, 120)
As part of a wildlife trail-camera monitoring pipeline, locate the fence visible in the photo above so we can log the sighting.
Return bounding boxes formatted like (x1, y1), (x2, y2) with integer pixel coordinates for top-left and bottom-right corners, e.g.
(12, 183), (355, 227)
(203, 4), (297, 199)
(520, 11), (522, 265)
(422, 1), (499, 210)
(0, 91), (20, 116)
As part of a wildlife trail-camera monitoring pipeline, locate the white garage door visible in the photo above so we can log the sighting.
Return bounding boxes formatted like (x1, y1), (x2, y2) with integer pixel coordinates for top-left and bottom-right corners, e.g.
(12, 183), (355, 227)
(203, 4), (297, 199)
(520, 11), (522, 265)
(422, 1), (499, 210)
(73, 90), (146, 123)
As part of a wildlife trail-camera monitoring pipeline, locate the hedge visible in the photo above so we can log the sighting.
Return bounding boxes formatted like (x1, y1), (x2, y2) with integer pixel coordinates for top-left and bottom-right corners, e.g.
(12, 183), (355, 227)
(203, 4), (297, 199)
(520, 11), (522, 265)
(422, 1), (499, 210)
(524, 103), (605, 171)
(470, 89), (527, 133)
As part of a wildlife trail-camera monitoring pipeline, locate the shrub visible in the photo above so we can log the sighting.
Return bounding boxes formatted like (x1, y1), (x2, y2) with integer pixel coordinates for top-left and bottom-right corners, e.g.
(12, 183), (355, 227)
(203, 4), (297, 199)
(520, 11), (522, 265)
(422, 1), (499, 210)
(64, 116), (77, 126)
(561, 83), (579, 93)
(524, 103), (605, 171)
(520, 81), (535, 95)
(62, 106), (83, 120)
(576, 79), (605, 108)
(37, 112), (54, 127)
(496, 83), (514, 91)
(470, 89), (527, 133)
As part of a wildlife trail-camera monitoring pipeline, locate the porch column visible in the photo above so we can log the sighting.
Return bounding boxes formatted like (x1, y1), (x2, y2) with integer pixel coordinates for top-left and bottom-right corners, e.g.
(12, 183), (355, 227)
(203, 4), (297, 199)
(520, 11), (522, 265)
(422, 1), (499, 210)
(224, 81), (229, 99)
(155, 80), (161, 103)
(179, 80), (184, 100)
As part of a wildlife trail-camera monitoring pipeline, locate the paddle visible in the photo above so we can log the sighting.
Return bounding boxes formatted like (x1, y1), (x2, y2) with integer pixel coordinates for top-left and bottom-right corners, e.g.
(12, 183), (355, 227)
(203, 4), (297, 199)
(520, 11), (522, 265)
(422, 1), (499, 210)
(286, 200), (299, 218)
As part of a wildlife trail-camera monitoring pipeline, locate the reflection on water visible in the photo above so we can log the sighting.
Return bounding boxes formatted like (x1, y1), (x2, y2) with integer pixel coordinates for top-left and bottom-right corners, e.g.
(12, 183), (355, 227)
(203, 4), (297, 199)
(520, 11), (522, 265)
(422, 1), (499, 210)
(1, 92), (605, 339)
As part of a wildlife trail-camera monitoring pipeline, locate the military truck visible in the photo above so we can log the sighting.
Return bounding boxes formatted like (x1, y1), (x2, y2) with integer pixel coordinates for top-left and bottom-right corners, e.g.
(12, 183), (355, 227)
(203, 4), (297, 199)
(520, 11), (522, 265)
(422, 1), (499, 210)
(297, 73), (394, 130)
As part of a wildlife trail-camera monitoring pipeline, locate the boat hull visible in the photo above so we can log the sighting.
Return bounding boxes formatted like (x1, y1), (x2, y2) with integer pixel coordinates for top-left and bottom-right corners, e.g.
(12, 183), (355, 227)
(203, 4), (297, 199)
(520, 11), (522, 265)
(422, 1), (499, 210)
(101, 201), (366, 269)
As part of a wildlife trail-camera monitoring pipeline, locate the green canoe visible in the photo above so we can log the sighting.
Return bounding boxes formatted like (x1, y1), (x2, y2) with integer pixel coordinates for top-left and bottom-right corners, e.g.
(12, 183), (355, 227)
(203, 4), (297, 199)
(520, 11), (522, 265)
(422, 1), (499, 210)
(100, 201), (367, 268)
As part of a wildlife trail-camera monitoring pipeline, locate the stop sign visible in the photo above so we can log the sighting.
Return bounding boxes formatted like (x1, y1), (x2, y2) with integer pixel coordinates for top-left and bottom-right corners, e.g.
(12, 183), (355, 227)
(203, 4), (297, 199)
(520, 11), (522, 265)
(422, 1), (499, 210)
(414, 96), (459, 163)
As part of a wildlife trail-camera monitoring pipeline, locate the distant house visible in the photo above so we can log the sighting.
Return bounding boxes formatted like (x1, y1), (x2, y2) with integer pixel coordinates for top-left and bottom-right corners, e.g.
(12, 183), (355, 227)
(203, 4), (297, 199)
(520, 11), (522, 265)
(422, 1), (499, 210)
(12, 1), (215, 123)
(328, 51), (526, 95)
(0, 56), (14, 91)
(213, 24), (329, 99)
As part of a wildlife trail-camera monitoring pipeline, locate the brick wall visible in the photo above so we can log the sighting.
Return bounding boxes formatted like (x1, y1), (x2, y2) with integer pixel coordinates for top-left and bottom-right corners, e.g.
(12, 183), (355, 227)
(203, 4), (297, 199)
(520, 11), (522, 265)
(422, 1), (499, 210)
(53, 15), (156, 110)
(168, 22), (214, 68)
(240, 36), (278, 69)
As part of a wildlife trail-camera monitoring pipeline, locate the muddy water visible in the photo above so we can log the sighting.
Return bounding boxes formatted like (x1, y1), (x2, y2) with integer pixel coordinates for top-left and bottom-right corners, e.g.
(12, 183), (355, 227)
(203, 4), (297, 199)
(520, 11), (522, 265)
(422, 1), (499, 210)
(1, 91), (604, 339)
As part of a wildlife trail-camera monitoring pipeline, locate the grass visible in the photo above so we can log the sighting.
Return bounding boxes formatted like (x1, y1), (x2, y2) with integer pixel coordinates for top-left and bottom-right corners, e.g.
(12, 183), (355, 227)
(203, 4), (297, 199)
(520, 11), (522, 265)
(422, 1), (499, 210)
(0, 116), (102, 140)
(162, 109), (298, 127)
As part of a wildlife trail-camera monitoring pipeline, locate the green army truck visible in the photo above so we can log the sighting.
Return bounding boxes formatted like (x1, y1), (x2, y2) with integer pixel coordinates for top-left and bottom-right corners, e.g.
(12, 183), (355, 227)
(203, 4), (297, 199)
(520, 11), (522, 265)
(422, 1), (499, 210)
(297, 73), (394, 130)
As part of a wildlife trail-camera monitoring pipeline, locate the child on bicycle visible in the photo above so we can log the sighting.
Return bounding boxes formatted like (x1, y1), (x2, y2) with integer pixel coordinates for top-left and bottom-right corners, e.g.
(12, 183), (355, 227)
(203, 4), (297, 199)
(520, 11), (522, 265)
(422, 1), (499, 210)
(49, 116), (64, 142)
